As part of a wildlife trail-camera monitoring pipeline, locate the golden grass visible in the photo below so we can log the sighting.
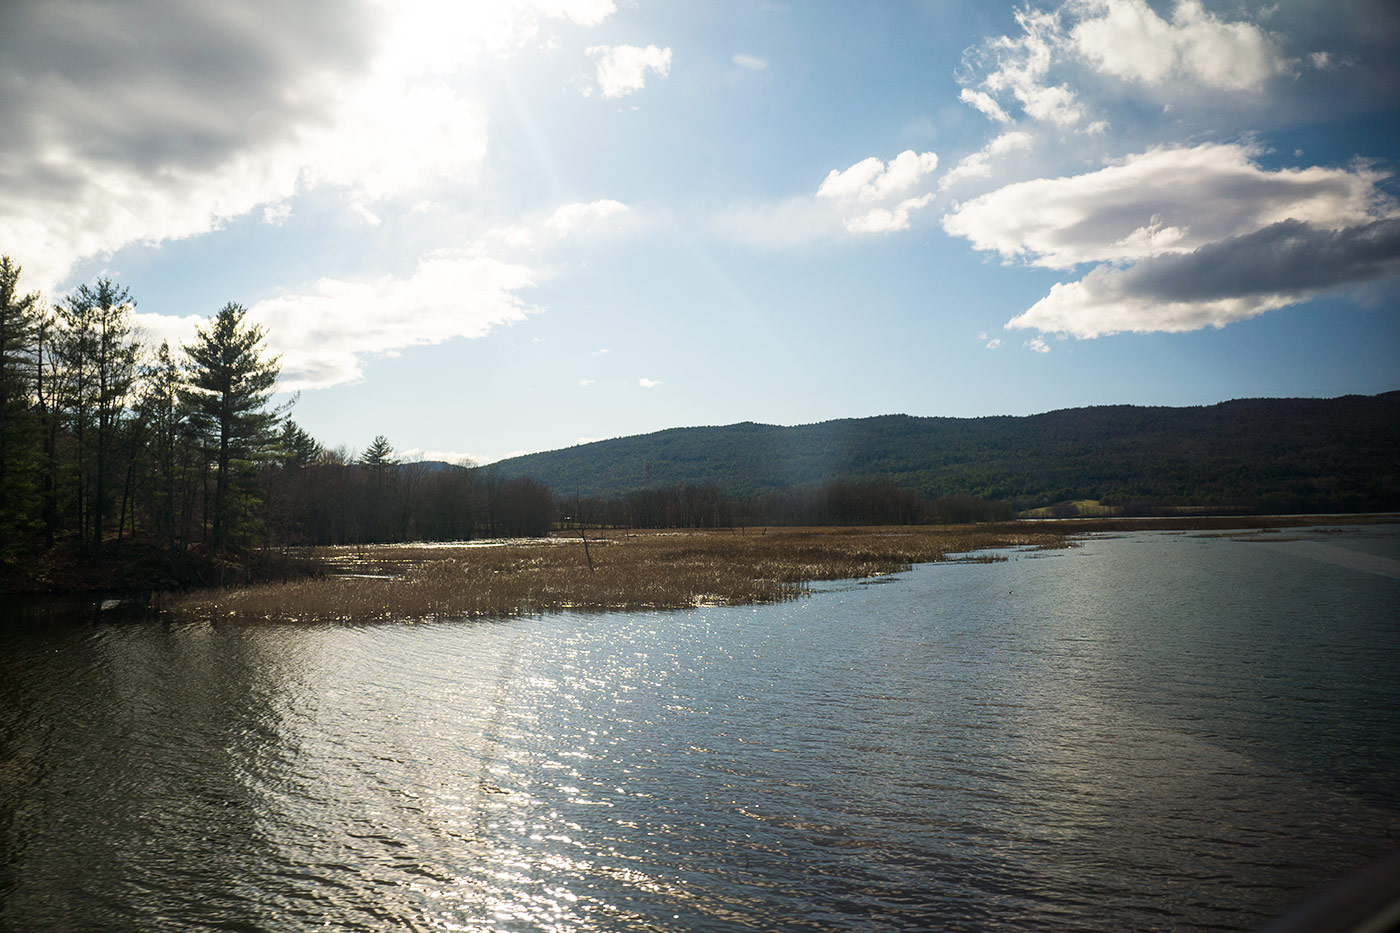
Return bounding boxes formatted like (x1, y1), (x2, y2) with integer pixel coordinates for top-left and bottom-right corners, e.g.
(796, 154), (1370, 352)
(166, 526), (1068, 623)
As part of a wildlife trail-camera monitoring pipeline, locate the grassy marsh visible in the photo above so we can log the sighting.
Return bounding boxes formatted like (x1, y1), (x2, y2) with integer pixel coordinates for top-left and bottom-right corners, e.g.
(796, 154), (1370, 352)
(166, 525), (1069, 623)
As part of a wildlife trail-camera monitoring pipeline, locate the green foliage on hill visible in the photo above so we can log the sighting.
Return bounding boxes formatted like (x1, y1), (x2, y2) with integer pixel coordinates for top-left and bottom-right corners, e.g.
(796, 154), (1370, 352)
(492, 393), (1400, 513)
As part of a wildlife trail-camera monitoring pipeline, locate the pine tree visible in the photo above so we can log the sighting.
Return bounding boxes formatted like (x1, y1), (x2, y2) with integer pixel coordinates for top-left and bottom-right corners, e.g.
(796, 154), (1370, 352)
(56, 278), (139, 561)
(0, 257), (40, 558)
(279, 420), (323, 469)
(359, 435), (397, 469)
(137, 341), (186, 559)
(182, 302), (280, 552)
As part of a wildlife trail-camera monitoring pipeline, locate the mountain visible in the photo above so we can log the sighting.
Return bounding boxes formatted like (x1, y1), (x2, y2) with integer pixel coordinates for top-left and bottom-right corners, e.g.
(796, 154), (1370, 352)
(488, 393), (1400, 512)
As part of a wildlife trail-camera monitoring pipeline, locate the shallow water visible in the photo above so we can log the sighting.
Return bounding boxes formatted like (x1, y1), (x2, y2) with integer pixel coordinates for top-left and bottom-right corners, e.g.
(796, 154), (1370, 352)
(3, 526), (1398, 931)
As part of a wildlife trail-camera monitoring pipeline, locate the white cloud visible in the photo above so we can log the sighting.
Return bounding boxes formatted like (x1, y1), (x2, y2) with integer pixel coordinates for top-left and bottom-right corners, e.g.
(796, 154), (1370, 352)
(733, 54), (769, 71)
(843, 195), (935, 233)
(942, 143), (1384, 269)
(262, 203), (292, 226)
(544, 199), (630, 236)
(1007, 218), (1400, 337)
(246, 247), (537, 390)
(638, 377), (662, 388)
(966, 6), (1085, 128)
(1010, 270), (1294, 338)
(986, 337), (1004, 349)
(0, 0), (619, 292)
(482, 197), (638, 253)
(817, 150), (940, 233)
(959, 89), (1012, 124)
(1306, 50), (1357, 72)
(947, 4), (1399, 339)
(714, 150), (941, 245)
(944, 142), (1400, 338)
(819, 150), (939, 202)
(296, 74), (489, 209)
(586, 44), (673, 98)
(132, 312), (206, 357)
(1026, 336), (1051, 353)
(1070, 0), (1288, 92)
(939, 131), (1033, 191)
(959, 0), (1289, 130)
(578, 378), (595, 386)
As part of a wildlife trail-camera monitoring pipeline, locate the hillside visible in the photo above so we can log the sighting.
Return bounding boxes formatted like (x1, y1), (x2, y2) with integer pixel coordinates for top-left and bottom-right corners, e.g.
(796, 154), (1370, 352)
(490, 393), (1400, 512)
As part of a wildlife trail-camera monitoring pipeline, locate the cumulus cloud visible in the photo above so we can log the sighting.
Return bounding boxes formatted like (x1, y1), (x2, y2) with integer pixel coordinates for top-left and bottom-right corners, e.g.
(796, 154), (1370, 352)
(93, 204), (633, 400)
(586, 44), (673, 98)
(818, 150), (939, 202)
(246, 248), (536, 390)
(943, 143), (1385, 268)
(817, 150), (940, 233)
(1070, 0), (1288, 91)
(638, 377), (662, 388)
(959, 0), (1289, 129)
(1009, 218), (1400, 337)
(714, 150), (941, 244)
(132, 312), (207, 357)
(0, 0), (617, 291)
(943, 141), (1400, 338)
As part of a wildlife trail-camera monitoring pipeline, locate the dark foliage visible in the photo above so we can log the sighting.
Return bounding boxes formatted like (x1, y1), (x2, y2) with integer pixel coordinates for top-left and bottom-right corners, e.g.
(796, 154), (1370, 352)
(491, 395), (1400, 514)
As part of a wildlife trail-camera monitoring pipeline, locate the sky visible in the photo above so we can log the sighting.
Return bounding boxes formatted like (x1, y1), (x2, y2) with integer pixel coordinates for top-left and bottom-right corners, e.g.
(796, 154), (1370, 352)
(2, 0), (1398, 464)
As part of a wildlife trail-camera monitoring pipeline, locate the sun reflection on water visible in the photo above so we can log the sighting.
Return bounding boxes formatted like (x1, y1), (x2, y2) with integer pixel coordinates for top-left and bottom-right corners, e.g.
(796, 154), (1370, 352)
(2, 529), (1398, 931)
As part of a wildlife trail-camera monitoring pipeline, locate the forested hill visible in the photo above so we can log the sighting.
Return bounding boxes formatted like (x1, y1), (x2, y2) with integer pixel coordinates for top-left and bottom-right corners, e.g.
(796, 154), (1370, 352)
(491, 393), (1400, 512)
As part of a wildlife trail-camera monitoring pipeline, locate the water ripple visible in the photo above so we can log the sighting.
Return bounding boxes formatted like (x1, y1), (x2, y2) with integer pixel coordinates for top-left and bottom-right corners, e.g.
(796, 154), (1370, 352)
(2, 527), (1398, 931)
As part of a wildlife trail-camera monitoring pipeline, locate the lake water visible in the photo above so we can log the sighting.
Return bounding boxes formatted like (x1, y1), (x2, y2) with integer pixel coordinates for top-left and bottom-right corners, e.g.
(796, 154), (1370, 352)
(3, 526), (1398, 931)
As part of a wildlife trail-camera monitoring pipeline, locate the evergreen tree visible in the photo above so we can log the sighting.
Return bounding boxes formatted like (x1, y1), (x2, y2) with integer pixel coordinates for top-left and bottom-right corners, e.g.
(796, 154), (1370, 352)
(56, 278), (139, 561)
(279, 420), (323, 469)
(182, 302), (280, 552)
(359, 435), (397, 469)
(33, 303), (61, 547)
(0, 257), (40, 557)
(358, 435), (398, 541)
(137, 341), (186, 559)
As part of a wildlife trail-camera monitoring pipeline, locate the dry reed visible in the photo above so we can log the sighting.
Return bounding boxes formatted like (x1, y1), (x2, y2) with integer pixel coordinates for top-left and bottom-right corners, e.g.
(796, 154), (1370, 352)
(166, 526), (1068, 623)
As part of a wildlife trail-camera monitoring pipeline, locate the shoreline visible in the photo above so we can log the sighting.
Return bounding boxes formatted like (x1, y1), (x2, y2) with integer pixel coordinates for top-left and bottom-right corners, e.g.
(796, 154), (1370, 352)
(6, 515), (1392, 624)
(162, 515), (1393, 624)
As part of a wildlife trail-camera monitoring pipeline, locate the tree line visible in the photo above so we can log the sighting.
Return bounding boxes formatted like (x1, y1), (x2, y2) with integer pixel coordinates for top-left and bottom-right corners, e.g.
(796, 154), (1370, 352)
(0, 255), (1015, 591)
(571, 482), (1011, 530)
(0, 257), (557, 588)
(0, 256), (287, 577)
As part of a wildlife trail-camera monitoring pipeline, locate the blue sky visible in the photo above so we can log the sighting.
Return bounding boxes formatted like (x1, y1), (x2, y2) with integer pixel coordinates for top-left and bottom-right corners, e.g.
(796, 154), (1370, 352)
(4, 0), (1398, 463)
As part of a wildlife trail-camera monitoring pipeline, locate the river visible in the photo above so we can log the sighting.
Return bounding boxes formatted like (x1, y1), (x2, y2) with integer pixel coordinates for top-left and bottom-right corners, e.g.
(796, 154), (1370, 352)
(3, 525), (1398, 931)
